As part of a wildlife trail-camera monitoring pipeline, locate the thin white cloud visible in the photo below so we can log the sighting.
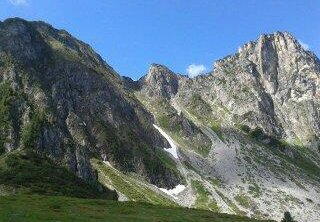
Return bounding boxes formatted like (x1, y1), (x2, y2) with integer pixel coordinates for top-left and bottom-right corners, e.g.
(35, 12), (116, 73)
(186, 64), (207, 78)
(8, 0), (28, 6)
(298, 40), (309, 50)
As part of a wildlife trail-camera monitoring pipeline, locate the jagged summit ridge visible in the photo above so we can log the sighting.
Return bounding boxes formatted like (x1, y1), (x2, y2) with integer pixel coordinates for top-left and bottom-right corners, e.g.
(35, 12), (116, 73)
(155, 31), (319, 145)
(133, 30), (320, 149)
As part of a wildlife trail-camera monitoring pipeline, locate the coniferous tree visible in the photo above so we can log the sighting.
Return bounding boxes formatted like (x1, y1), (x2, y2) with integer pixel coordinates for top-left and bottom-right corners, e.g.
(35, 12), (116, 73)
(281, 211), (295, 222)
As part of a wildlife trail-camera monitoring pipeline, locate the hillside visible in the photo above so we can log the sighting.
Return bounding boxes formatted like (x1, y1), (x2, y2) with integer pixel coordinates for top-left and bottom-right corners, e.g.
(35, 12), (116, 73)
(0, 17), (182, 189)
(0, 195), (275, 222)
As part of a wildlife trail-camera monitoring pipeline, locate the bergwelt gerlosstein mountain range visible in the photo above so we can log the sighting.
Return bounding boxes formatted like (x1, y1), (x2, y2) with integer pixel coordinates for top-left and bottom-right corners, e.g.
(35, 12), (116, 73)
(0, 17), (319, 222)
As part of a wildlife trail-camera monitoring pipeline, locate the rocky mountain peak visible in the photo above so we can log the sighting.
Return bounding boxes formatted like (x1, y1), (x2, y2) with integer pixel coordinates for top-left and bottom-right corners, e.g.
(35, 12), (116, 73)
(258, 31), (297, 46)
(0, 17), (49, 66)
(215, 31), (319, 91)
(209, 31), (320, 149)
(139, 63), (179, 99)
(237, 31), (300, 54)
(148, 63), (173, 73)
(146, 63), (177, 81)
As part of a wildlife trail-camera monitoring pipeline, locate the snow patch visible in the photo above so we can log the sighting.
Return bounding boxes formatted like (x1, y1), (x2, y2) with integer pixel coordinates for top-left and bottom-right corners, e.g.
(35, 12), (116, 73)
(159, 184), (186, 199)
(153, 124), (178, 159)
(102, 154), (116, 169)
(103, 161), (111, 166)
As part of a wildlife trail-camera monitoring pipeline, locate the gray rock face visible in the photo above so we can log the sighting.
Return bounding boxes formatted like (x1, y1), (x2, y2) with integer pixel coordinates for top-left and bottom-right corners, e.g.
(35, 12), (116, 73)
(139, 64), (179, 99)
(174, 32), (320, 150)
(0, 18), (182, 189)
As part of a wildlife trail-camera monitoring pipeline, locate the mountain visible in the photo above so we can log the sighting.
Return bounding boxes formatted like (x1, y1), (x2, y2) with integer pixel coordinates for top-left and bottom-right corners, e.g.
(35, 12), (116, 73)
(132, 32), (320, 221)
(0, 18), (319, 222)
(0, 17), (182, 193)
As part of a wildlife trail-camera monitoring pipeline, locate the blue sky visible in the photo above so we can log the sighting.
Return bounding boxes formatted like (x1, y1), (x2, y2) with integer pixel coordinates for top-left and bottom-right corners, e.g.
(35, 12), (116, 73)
(1, 0), (319, 79)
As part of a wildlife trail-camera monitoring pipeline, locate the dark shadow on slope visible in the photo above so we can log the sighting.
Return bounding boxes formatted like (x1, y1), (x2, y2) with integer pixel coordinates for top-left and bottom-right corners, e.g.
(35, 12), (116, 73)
(0, 151), (118, 200)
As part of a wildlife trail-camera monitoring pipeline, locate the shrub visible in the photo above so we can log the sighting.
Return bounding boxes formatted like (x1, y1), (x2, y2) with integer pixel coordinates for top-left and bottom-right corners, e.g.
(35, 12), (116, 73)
(239, 124), (250, 133)
(21, 111), (47, 149)
(0, 82), (19, 154)
(281, 211), (295, 222)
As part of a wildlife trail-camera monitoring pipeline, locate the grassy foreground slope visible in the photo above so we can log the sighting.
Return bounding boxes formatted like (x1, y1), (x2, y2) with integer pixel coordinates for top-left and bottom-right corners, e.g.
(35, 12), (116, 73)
(0, 151), (117, 199)
(91, 158), (177, 206)
(0, 195), (275, 222)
